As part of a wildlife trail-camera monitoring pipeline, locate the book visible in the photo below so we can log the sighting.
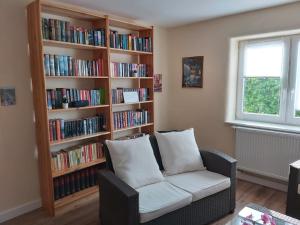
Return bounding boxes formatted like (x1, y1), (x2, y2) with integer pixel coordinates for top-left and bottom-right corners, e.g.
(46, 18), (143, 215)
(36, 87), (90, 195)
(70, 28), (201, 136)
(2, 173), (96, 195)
(48, 114), (106, 142)
(110, 62), (147, 77)
(43, 53), (104, 77)
(42, 17), (106, 46)
(110, 30), (152, 52)
(112, 88), (149, 104)
(113, 109), (150, 130)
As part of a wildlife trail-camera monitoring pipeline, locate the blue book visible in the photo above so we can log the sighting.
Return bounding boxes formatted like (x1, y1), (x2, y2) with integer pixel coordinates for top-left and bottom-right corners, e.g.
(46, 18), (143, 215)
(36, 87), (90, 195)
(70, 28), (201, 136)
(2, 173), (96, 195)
(54, 55), (60, 76)
(59, 56), (64, 76)
(44, 54), (50, 76)
(63, 56), (68, 76)
(49, 55), (55, 76)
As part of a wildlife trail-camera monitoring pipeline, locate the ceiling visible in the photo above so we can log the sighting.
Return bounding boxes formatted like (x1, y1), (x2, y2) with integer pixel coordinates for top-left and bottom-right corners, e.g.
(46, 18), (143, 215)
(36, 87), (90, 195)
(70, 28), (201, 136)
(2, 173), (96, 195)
(59, 0), (298, 27)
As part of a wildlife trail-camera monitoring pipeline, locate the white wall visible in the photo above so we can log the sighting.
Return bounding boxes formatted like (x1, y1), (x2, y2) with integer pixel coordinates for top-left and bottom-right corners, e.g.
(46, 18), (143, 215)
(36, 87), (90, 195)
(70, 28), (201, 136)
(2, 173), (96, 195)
(166, 1), (300, 156)
(0, 0), (40, 215)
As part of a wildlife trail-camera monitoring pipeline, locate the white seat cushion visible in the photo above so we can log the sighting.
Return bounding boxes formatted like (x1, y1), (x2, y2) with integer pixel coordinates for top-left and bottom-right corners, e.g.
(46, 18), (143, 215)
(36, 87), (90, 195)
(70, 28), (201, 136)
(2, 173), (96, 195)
(165, 170), (231, 202)
(137, 181), (192, 223)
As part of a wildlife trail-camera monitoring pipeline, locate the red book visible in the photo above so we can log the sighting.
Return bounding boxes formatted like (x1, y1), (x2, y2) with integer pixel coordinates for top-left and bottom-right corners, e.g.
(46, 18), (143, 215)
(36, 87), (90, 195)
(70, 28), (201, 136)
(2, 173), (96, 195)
(56, 120), (61, 141)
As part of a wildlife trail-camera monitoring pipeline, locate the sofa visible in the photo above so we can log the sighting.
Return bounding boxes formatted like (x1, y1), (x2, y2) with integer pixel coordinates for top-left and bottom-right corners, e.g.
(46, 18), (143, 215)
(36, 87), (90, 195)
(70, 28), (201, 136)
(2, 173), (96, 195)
(98, 133), (237, 225)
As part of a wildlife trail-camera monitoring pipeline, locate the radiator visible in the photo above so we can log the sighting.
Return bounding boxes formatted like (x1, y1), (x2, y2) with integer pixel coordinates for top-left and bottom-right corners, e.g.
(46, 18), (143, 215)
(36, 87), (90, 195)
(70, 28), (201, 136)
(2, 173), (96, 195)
(235, 127), (300, 181)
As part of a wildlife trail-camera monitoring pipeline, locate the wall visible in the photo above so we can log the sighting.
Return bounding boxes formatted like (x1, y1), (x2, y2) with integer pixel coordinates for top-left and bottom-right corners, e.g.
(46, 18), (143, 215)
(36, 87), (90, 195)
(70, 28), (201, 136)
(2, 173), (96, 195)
(0, 0), (40, 217)
(166, 1), (300, 156)
(0, 0), (169, 220)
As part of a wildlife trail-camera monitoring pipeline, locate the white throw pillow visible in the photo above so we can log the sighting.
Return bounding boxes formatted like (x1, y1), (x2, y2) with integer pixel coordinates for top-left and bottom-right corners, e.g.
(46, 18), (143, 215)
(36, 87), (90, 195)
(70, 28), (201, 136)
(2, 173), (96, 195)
(155, 128), (205, 176)
(106, 135), (164, 189)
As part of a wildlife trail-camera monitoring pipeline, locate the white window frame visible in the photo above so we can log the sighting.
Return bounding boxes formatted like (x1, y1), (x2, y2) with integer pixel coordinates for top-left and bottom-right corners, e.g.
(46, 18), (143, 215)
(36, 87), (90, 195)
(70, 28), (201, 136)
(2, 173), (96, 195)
(286, 35), (300, 125)
(236, 37), (290, 124)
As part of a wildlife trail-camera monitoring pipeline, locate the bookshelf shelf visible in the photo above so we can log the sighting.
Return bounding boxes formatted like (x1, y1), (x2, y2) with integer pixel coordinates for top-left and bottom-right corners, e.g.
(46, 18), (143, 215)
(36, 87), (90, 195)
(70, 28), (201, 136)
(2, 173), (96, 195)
(50, 131), (110, 146)
(110, 48), (152, 55)
(45, 76), (109, 79)
(110, 77), (153, 80)
(113, 123), (154, 133)
(43, 39), (107, 50)
(112, 101), (153, 107)
(52, 158), (106, 178)
(54, 186), (98, 208)
(48, 105), (110, 113)
(27, 0), (154, 216)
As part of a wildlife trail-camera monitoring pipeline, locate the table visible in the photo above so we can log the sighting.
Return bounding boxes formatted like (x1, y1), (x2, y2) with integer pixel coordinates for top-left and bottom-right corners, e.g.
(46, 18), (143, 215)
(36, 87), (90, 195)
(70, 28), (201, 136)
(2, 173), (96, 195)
(225, 203), (300, 225)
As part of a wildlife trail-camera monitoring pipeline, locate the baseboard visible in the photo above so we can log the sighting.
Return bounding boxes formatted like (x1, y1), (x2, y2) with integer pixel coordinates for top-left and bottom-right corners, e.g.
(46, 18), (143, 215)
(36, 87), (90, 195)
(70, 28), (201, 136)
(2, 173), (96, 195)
(0, 199), (41, 223)
(237, 170), (288, 192)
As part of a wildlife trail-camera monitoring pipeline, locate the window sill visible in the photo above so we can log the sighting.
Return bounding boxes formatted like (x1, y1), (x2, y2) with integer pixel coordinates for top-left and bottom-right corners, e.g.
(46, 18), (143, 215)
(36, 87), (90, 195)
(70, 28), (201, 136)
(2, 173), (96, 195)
(226, 119), (300, 134)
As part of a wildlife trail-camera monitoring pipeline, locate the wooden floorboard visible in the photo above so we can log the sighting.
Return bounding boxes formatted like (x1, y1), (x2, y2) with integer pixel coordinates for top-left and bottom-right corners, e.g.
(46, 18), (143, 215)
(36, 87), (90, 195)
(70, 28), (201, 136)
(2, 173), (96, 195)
(2, 180), (286, 225)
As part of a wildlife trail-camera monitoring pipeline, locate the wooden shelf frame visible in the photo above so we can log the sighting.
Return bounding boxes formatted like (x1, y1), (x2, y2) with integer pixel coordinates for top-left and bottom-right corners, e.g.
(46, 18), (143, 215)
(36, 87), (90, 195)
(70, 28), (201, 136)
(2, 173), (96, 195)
(48, 105), (110, 113)
(27, 0), (154, 216)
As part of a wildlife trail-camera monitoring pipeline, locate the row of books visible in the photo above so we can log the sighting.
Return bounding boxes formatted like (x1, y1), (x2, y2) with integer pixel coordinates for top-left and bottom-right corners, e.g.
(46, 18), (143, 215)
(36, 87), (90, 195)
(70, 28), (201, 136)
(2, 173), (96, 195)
(44, 54), (104, 77)
(42, 18), (106, 46)
(110, 62), (147, 77)
(53, 167), (98, 200)
(112, 88), (149, 104)
(116, 132), (146, 140)
(110, 30), (152, 52)
(113, 109), (150, 130)
(51, 142), (104, 172)
(46, 88), (105, 109)
(49, 114), (107, 142)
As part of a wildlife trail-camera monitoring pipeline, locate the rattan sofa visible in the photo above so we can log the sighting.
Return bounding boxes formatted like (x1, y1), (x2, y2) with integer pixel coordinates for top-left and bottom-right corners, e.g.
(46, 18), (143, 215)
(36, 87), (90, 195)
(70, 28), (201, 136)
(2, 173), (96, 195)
(98, 134), (237, 225)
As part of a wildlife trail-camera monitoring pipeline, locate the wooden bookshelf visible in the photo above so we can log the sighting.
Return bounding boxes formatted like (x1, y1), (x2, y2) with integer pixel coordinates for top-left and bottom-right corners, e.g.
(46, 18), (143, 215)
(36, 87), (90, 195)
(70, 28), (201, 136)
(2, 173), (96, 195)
(54, 186), (98, 208)
(49, 131), (111, 146)
(45, 76), (109, 79)
(112, 100), (153, 107)
(48, 105), (110, 113)
(52, 158), (106, 178)
(43, 39), (107, 50)
(113, 123), (154, 133)
(27, 0), (154, 216)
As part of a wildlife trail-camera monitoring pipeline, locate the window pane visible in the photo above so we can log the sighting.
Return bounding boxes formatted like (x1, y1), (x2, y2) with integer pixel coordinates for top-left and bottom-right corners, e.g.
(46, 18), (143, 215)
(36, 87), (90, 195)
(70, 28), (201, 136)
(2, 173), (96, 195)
(294, 41), (300, 117)
(243, 41), (284, 77)
(243, 77), (281, 115)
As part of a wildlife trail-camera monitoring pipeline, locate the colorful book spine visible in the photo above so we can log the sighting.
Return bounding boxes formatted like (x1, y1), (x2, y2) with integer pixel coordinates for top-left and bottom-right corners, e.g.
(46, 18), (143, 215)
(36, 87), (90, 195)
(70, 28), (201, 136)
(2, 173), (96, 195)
(113, 109), (150, 130)
(51, 142), (104, 172)
(48, 114), (106, 142)
(110, 62), (147, 77)
(43, 53), (104, 77)
(111, 88), (149, 104)
(46, 88), (105, 109)
(53, 167), (98, 200)
(42, 17), (106, 46)
(109, 30), (152, 52)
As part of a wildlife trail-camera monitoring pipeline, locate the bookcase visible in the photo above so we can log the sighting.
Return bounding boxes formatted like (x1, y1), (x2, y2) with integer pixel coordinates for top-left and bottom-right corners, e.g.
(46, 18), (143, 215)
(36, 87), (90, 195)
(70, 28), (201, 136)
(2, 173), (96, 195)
(27, 0), (154, 215)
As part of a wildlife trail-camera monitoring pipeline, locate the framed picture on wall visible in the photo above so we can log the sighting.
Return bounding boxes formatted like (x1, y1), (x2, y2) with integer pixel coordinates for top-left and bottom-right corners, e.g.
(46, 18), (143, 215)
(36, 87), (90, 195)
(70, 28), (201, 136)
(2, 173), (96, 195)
(182, 56), (203, 88)
(154, 74), (162, 92)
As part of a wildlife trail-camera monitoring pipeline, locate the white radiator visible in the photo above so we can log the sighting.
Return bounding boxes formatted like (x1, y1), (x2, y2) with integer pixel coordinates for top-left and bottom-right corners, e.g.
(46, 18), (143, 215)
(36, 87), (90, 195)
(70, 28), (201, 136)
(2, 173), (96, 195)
(235, 127), (300, 181)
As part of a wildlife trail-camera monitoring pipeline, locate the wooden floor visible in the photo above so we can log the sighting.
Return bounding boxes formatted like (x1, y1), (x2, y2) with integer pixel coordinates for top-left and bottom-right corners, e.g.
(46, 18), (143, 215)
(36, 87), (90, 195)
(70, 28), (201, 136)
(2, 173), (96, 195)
(2, 179), (286, 225)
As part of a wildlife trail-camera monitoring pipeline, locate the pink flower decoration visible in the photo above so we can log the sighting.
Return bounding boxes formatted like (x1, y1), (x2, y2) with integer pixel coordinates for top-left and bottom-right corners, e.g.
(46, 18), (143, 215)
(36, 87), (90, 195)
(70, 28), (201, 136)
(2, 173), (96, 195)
(271, 219), (276, 225)
(246, 213), (253, 219)
(261, 213), (272, 224)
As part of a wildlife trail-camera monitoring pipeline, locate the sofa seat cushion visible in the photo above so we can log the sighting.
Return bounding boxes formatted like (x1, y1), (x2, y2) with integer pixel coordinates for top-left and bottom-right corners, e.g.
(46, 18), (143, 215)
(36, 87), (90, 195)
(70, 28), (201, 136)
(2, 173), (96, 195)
(165, 170), (231, 202)
(137, 181), (192, 223)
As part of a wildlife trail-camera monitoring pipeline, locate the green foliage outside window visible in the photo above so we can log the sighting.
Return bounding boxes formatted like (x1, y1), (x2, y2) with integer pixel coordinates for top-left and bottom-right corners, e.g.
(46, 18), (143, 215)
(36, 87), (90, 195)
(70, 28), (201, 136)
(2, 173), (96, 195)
(243, 77), (281, 115)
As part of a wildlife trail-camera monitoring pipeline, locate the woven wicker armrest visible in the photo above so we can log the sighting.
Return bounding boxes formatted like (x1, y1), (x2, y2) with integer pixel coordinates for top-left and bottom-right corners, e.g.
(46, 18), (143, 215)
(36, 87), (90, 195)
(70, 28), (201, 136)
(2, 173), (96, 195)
(98, 170), (139, 225)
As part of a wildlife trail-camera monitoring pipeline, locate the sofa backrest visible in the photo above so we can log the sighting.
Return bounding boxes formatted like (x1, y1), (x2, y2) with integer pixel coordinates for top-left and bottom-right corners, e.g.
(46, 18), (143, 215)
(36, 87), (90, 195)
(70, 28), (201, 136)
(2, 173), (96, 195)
(103, 134), (166, 172)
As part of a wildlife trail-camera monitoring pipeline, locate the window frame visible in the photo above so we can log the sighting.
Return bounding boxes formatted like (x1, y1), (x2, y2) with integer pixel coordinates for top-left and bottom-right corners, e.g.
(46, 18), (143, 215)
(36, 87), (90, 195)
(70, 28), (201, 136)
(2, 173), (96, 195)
(236, 37), (290, 124)
(286, 35), (300, 125)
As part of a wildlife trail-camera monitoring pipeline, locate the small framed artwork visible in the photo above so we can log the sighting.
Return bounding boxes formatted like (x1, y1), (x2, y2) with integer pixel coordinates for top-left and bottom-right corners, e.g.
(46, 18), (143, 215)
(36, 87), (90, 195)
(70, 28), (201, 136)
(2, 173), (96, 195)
(154, 74), (162, 92)
(0, 87), (16, 106)
(182, 56), (203, 88)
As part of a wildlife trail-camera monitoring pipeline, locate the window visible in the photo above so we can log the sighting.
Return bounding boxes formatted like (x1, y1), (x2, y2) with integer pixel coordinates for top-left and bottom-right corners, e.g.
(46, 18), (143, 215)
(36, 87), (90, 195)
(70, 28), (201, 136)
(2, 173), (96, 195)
(236, 35), (300, 125)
